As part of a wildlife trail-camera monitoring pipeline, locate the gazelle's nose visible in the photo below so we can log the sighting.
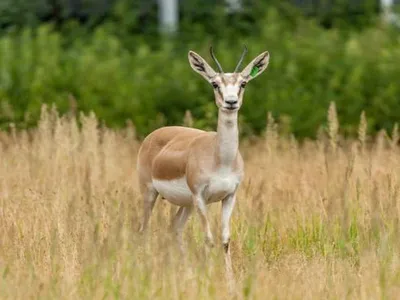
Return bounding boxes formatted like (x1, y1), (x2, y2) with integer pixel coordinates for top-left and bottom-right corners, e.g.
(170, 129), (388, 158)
(225, 96), (238, 105)
(225, 99), (238, 105)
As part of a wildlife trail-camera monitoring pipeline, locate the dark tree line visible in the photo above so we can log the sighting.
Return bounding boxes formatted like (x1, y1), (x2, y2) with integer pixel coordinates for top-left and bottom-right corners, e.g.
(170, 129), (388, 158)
(0, 0), (385, 30)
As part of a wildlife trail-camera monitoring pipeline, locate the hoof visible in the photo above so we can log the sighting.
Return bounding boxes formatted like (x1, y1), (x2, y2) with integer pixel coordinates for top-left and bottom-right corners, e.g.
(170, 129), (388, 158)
(223, 243), (229, 253)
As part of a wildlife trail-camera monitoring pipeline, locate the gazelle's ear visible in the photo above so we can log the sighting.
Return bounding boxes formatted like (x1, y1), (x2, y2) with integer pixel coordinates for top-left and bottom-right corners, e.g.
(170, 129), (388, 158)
(241, 51), (269, 81)
(188, 51), (217, 81)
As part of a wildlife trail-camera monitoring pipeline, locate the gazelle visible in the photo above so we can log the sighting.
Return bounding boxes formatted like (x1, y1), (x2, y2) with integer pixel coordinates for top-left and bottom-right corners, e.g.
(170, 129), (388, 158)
(137, 46), (269, 259)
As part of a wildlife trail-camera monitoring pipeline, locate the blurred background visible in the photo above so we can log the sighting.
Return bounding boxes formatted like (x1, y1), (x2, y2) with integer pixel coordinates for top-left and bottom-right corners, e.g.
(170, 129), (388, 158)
(0, 0), (400, 139)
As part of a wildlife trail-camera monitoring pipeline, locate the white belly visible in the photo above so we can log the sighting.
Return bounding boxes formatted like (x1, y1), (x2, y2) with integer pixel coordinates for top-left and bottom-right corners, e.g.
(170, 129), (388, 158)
(153, 177), (193, 206)
(152, 171), (241, 206)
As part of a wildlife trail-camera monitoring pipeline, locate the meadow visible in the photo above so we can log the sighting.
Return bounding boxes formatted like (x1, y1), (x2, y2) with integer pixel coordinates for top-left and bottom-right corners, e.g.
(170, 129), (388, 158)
(1, 103), (400, 299)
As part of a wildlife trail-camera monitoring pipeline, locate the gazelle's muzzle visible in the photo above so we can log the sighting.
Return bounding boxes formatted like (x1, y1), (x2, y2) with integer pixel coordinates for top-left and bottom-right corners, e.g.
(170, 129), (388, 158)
(223, 95), (239, 110)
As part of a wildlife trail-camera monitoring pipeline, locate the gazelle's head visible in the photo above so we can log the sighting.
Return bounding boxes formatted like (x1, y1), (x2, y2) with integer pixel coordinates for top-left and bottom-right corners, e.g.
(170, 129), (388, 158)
(188, 46), (269, 112)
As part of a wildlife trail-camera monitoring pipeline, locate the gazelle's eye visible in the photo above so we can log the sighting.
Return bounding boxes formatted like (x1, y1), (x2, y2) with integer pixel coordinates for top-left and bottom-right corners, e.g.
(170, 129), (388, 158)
(211, 82), (219, 89)
(240, 82), (247, 88)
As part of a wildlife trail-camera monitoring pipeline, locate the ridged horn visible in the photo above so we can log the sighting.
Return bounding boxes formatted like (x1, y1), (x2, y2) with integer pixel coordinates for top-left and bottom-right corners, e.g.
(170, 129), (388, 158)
(209, 46), (224, 73)
(234, 45), (248, 73)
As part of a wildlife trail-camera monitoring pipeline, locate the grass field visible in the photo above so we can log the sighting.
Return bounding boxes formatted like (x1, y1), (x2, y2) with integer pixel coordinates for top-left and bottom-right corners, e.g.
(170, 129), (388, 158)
(1, 104), (400, 299)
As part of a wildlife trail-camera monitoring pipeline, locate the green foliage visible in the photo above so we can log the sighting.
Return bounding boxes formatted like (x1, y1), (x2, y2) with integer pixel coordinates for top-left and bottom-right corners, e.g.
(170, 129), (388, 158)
(0, 3), (400, 138)
(0, 0), (49, 27)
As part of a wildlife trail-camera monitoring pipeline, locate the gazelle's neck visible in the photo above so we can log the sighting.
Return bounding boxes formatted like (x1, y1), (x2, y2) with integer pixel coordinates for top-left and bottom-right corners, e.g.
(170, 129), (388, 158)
(216, 109), (239, 167)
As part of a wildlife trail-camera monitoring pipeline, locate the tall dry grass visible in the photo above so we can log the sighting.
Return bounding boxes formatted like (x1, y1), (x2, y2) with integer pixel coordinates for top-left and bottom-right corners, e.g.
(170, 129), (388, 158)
(1, 104), (400, 299)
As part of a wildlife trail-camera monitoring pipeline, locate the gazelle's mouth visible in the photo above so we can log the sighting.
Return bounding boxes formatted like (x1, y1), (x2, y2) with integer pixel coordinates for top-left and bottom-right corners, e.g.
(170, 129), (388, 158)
(222, 106), (239, 112)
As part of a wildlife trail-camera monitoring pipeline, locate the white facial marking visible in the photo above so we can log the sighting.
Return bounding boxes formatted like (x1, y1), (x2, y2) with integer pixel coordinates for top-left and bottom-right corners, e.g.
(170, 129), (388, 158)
(213, 73), (244, 111)
(222, 84), (239, 102)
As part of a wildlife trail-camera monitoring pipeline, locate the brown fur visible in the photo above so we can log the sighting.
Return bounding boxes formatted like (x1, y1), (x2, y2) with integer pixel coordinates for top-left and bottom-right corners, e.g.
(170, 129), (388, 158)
(137, 126), (205, 182)
(137, 125), (243, 193)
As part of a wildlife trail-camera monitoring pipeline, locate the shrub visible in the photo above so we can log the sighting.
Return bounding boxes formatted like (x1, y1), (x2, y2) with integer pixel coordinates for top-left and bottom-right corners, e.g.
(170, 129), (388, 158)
(0, 5), (399, 139)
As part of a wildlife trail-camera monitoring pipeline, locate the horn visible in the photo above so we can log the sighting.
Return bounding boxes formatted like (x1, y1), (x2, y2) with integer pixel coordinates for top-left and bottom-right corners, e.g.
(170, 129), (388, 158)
(209, 46), (224, 73)
(234, 45), (248, 73)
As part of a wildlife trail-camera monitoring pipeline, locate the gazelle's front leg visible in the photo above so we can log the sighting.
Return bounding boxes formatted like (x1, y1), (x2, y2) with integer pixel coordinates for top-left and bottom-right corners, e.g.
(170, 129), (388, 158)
(221, 192), (237, 291)
(221, 192), (236, 252)
(193, 193), (214, 247)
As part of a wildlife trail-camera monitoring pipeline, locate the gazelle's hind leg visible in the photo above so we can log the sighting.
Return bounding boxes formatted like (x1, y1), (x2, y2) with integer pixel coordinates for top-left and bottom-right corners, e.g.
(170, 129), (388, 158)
(138, 183), (159, 233)
(170, 206), (193, 250)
